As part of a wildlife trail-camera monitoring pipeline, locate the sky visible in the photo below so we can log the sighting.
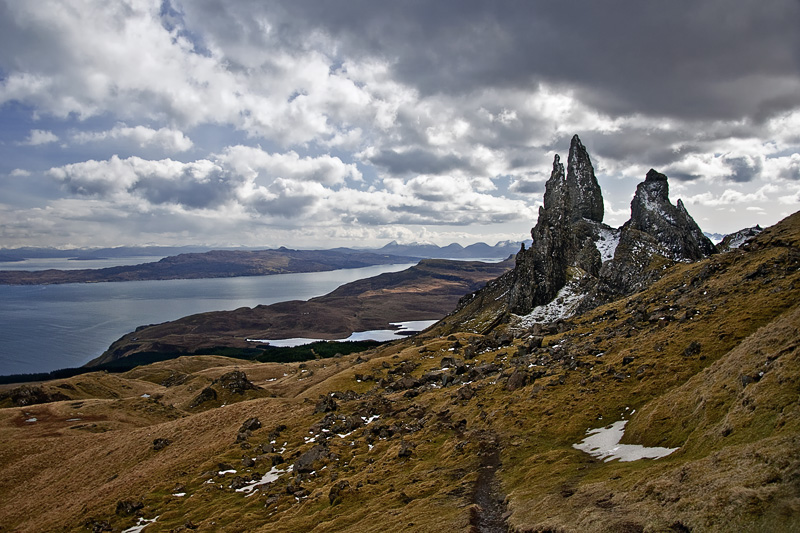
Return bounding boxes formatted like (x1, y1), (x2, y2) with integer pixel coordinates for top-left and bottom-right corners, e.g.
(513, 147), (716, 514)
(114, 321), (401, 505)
(1, 1), (799, 249)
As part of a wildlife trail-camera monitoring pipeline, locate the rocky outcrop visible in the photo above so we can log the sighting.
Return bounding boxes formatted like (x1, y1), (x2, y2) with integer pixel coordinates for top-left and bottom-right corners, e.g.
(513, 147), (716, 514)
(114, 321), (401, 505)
(502, 136), (717, 321)
(507, 135), (606, 314)
(0, 385), (69, 407)
(626, 169), (716, 261)
(718, 225), (763, 252)
(583, 169), (717, 308)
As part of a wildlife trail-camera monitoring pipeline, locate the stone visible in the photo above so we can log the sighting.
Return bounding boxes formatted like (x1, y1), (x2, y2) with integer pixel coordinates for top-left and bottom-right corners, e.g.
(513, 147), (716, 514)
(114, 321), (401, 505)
(293, 444), (328, 474)
(626, 170), (716, 261)
(328, 480), (351, 505)
(315, 395), (338, 413)
(213, 370), (260, 394)
(506, 370), (529, 391)
(188, 386), (217, 408)
(115, 500), (143, 516)
(456, 384), (475, 401)
(507, 135), (605, 314)
(398, 440), (414, 458)
(152, 438), (171, 451)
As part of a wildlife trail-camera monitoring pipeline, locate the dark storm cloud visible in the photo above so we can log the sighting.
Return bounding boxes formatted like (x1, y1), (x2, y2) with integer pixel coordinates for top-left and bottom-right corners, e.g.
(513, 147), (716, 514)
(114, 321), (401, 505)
(209, 0), (800, 122)
(509, 179), (545, 194)
(668, 172), (703, 183)
(723, 156), (762, 183)
(368, 148), (472, 176)
(132, 168), (233, 209)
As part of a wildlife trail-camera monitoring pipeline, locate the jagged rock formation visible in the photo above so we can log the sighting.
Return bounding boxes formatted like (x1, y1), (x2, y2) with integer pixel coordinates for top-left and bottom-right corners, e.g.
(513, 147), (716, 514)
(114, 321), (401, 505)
(626, 169), (717, 261)
(586, 169), (717, 308)
(718, 224), (763, 251)
(468, 134), (718, 327)
(507, 135), (608, 314)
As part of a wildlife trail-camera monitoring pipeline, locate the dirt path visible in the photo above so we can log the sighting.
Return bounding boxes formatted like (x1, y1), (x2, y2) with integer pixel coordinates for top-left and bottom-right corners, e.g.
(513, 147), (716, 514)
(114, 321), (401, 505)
(470, 445), (508, 533)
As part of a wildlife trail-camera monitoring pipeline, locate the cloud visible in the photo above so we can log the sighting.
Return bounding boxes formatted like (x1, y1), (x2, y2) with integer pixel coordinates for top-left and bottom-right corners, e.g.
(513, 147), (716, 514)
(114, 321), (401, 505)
(72, 125), (193, 152)
(723, 155), (763, 183)
(368, 148), (472, 176)
(220, 146), (361, 186)
(45, 147), (536, 230)
(20, 129), (59, 146)
(509, 178), (545, 194)
(765, 154), (800, 181)
(684, 188), (768, 207)
(0, 1), (798, 247)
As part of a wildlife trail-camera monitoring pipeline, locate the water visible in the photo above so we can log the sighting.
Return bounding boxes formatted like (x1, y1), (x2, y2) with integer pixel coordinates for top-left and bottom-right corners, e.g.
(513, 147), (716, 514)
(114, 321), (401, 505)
(0, 262), (416, 376)
(249, 320), (439, 347)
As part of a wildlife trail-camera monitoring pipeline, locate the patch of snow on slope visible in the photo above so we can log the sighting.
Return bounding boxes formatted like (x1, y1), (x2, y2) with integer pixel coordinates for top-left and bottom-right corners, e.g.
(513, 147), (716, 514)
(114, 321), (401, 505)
(595, 226), (620, 263)
(517, 275), (585, 327)
(122, 516), (159, 533)
(573, 420), (678, 462)
(236, 465), (287, 494)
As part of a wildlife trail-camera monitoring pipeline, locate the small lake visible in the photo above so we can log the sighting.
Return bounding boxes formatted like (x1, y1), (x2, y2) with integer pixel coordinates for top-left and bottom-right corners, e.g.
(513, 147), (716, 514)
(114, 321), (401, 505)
(0, 262), (417, 376)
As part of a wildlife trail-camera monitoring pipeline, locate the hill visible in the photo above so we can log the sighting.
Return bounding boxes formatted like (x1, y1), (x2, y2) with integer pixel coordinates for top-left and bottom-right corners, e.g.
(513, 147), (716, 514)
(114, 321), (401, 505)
(0, 248), (416, 285)
(0, 137), (797, 532)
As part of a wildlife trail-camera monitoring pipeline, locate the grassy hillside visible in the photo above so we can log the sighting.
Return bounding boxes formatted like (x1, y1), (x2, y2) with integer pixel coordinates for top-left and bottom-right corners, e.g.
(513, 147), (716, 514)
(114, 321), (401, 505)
(0, 213), (798, 532)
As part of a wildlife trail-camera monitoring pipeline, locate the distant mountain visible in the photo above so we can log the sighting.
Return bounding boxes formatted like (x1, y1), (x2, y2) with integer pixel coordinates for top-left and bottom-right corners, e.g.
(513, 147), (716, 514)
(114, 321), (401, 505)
(704, 231), (726, 244)
(372, 239), (527, 259)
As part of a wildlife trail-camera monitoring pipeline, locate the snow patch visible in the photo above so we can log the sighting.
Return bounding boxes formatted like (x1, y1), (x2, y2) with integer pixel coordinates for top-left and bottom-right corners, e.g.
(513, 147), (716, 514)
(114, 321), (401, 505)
(247, 320), (438, 347)
(517, 275), (586, 326)
(235, 465), (287, 494)
(573, 420), (678, 462)
(595, 226), (620, 263)
(122, 516), (159, 533)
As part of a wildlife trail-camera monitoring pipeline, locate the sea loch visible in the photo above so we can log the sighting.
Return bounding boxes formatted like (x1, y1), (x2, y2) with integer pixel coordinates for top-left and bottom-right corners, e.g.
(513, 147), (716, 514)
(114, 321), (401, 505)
(0, 263), (415, 376)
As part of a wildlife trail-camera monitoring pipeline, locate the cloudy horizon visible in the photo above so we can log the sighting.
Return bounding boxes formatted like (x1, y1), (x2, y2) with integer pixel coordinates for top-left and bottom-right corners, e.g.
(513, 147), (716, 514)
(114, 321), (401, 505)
(1, 1), (799, 249)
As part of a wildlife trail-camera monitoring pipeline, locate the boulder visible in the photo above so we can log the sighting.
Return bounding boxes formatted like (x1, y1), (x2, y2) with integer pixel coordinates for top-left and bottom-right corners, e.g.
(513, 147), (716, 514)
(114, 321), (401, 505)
(293, 444), (328, 474)
(214, 370), (260, 394)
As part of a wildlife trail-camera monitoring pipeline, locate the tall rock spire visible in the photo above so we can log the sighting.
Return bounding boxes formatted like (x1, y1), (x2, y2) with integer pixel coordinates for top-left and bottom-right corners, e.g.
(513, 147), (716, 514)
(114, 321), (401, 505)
(566, 134), (604, 223)
(508, 135), (605, 314)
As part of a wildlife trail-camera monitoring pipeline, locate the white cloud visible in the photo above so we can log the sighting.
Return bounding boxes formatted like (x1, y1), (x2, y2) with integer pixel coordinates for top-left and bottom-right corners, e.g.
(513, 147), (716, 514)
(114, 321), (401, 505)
(0, 1), (798, 247)
(72, 125), (193, 152)
(684, 188), (768, 207)
(219, 146), (361, 186)
(21, 129), (59, 146)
